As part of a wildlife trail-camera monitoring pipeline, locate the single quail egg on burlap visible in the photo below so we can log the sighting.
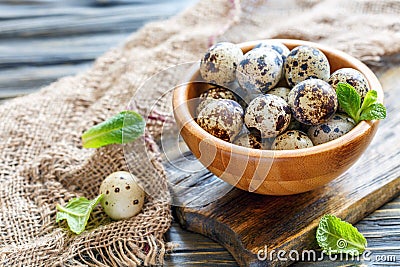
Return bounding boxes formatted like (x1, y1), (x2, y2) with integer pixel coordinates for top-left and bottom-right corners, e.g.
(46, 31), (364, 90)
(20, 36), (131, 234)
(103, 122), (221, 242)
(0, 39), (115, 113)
(284, 46), (330, 87)
(272, 130), (314, 150)
(237, 47), (283, 93)
(254, 41), (290, 62)
(268, 87), (291, 103)
(200, 42), (243, 85)
(308, 113), (355, 145)
(288, 79), (338, 125)
(197, 99), (243, 142)
(328, 68), (370, 111)
(244, 95), (291, 138)
(100, 171), (145, 220)
(196, 85), (238, 115)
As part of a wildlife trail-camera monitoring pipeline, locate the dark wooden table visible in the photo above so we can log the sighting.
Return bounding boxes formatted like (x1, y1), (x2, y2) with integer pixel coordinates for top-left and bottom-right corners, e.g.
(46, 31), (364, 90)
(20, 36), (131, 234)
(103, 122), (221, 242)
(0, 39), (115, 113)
(1, 1), (399, 266)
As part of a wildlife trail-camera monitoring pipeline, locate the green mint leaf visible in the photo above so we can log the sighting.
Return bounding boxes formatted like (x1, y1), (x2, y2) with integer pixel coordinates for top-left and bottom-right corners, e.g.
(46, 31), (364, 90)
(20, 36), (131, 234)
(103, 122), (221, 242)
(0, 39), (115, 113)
(359, 103), (387, 121)
(360, 90), (377, 112)
(336, 83), (361, 122)
(82, 111), (145, 148)
(316, 214), (367, 256)
(56, 194), (103, 234)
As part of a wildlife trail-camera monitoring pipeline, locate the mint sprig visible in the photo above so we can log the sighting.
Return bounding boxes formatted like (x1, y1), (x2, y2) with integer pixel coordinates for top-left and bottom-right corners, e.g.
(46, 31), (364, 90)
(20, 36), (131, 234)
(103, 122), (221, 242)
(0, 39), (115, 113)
(316, 214), (367, 256)
(82, 111), (145, 148)
(336, 83), (386, 124)
(56, 194), (103, 234)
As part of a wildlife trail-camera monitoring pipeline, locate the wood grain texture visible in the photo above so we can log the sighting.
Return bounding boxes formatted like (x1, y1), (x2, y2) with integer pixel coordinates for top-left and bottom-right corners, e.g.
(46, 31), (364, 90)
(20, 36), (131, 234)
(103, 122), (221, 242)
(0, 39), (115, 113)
(172, 65), (400, 266)
(165, 223), (238, 266)
(0, 0), (196, 98)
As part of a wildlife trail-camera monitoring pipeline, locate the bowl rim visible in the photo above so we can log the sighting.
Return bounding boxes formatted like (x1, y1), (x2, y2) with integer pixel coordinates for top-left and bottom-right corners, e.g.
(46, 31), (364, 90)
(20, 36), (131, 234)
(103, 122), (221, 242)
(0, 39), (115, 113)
(173, 39), (383, 159)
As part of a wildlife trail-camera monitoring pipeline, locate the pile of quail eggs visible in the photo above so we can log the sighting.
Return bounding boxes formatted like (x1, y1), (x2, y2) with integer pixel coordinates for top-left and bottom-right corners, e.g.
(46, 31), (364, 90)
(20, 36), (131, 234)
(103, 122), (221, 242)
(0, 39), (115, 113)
(196, 41), (370, 150)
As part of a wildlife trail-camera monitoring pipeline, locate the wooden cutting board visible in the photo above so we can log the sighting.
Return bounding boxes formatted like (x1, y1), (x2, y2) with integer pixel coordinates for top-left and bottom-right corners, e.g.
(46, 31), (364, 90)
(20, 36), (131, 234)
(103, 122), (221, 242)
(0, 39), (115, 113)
(162, 65), (400, 267)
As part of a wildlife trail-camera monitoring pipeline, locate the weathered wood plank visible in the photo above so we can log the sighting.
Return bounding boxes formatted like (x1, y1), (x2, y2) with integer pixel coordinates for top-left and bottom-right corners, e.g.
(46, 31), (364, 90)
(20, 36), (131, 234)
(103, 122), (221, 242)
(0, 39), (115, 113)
(0, 0), (196, 99)
(165, 222), (238, 266)
(0, 0), (190, 8)
(1, 1), (399, 266)
(0, 17), (147, 38)
(0, 1), (194, 38)
(0, 34), (125, 68)
(171, 65), (400, 266)
(295, 198), (400, 266)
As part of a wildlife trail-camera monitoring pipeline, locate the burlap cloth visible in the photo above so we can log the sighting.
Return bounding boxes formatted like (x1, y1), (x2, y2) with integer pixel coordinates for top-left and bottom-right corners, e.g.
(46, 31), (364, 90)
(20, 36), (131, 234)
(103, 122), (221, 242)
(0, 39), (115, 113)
(1, 0), (399, 266)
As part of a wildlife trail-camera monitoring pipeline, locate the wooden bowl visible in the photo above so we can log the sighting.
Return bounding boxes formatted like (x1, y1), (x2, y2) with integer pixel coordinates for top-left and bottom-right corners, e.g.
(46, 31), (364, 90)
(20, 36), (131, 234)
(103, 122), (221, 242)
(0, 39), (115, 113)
(172, 39), (383, 195)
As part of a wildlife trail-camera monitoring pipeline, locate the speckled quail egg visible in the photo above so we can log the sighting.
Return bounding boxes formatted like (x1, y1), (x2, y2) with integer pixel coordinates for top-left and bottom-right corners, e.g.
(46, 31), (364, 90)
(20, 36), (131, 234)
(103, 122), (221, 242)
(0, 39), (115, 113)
(307, 113), (355, 145)
(233, 132), (263, 149)
(284, 46), (330, 87)
(288, 79), (338, 125)
(237, 47), (283, 93)
(200, 42), (243, 86)
(328, 68), (370, 110)
(244, 94), (291, 138)
(272, 130), (314, 150)
(197, 99), (244, 142)
(196, 85), (238, 115)
(100, 171), (145, 220)
(254, 41), (290, 62)
(267, 87), (291, 102)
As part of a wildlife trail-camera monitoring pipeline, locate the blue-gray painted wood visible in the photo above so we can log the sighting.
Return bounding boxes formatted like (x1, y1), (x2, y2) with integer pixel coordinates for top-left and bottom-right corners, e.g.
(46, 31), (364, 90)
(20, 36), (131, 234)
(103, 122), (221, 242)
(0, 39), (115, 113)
(0, 0), (196, 96)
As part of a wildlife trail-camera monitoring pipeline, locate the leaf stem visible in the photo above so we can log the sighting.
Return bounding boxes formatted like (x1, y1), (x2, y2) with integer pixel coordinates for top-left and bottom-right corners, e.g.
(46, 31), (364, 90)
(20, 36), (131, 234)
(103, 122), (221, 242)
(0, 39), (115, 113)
(56, 204), (85, 217)
(355, 109), (362, 124)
